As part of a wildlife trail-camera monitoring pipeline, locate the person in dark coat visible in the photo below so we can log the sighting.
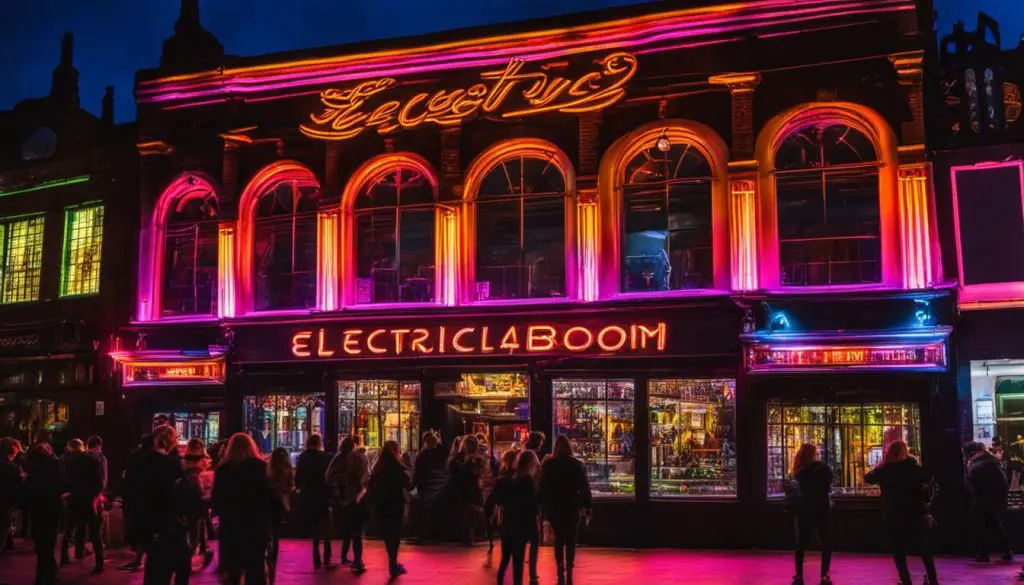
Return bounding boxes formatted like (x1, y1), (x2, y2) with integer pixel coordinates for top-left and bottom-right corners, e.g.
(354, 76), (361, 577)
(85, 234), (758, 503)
(539, 436), (592, 585)
(964, 441), (1012, 562)
(63, 438), (106, 571)
(787, 444), (834, 585)
(0, 437), (22, 558)
(369, 440), (412, 577)
(120, 433), (154, 571)
(864, 440), (938, 585)
(493, 449), (540, 585)
(213, 432), (285, 585)
(138, 426), (189, 585)
(524, 431), (545, 583)
(295, 434), (333, 567)
(412, 431), (447, 542)
(326, 436), (355, 563)
(341, 435), (370, 574)
(22, 439), (66, 585)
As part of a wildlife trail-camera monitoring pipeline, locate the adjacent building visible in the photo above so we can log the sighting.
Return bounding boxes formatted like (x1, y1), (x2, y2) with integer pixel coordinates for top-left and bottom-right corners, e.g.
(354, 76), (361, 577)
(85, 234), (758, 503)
(116, 0), (956, 549)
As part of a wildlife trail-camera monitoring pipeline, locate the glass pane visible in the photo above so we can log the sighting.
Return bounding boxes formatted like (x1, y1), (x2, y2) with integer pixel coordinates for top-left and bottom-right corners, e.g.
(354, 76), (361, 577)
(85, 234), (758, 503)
(523, 196), (565, 298)
(553, 378), (636, 497)
(476, 199), (522, 300)
(162, 221), (217, 316)
(61, 206), (104, 296)
(774, 123), (878, 170)
(398, 208), (435, 302)
(244, 393), (326, 460)
(253, 183), (318, 310)
(650, 379), (737, 497)
(1, 216), (45, 304)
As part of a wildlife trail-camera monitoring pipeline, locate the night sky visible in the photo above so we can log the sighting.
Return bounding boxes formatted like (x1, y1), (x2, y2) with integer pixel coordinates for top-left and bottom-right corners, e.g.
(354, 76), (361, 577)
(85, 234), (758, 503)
(1, 0), (1020, 122)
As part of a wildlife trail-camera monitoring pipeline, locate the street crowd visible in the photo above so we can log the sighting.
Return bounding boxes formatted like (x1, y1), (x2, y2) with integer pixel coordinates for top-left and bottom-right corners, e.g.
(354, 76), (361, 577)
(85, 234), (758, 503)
(0, 430), (1022, 585)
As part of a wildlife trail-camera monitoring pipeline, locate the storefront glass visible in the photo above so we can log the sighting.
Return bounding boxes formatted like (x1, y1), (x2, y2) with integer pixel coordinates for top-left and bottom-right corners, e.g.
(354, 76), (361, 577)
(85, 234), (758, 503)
(766, 400), (921, 497)
(435, 372), (529, 460)
(244, 393), (325, 459)
(337, 380), (420, 460)
(553, 378), (635, 497)
(20, 399), (70, 446)
(153, 411), (220, 446)
(649, 378), (737, 497)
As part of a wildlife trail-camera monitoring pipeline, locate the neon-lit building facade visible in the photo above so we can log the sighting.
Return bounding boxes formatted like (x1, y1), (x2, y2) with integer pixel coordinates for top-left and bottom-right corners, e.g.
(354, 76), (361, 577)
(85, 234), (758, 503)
(117, 0), (960, 548)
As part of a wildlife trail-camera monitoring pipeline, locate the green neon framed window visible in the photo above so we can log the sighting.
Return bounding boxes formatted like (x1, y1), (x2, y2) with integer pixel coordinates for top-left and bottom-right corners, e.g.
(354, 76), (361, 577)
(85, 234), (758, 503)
(61, 204), (104, 297)
(0, 215), (45, 304)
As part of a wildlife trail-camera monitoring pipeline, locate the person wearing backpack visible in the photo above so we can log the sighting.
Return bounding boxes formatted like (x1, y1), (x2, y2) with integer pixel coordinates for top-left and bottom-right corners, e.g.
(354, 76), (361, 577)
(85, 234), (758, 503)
(787, 444), (834, 585)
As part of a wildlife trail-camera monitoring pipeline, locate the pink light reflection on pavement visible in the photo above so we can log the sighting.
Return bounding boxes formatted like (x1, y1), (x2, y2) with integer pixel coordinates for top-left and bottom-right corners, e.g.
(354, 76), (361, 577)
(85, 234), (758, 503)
(0, 539), (1018, 585)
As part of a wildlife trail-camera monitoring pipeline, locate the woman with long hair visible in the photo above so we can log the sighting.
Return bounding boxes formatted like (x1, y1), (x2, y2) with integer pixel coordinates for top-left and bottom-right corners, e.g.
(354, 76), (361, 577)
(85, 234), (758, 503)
(369, 440), (412, 577)
(788, 444), (834, 585)
(295, 434), (333, 568)
(342, 434), (370, 574)
(213, 433), (285, 585)
(486, 447), (520, 552)
(540, 436), (591, 585)
(494, 449), (540, 585)
(865, 440), (938, 585)
(266, 447), (293, 569)
(327, 436), (355, 563)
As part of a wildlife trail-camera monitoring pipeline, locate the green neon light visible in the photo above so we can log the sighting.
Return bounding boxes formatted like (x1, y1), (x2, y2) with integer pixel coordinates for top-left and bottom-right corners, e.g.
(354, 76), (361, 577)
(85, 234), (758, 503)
(0, 175), (90, 198)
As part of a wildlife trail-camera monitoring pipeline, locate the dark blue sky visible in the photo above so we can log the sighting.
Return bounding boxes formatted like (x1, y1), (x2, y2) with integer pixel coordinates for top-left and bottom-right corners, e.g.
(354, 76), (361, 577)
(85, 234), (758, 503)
(1, 0), (1019, 122)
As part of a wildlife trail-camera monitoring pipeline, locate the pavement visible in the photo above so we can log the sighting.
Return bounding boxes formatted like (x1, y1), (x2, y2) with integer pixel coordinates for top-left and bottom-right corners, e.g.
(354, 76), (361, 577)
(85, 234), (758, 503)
(1, 538), (1023, 585)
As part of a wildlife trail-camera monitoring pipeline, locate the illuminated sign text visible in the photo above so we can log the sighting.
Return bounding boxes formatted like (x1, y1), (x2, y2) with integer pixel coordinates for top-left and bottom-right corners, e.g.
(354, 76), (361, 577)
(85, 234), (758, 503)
(747, 343), (946, 372)
(291, 321), (666, 359)
(123, 362), (226, 386)
(300, 52), (637, 141)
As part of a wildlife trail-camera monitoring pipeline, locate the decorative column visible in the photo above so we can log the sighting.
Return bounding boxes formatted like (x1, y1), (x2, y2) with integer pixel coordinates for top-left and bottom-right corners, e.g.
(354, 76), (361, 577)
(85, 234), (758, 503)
(888, 51), (926, 148)
(441, 125), (464, 304)
(316, 211), (339, 311)
(217, 222), (236, 318)
(711, 72), (762, 291)
(577, 112), (602, 301)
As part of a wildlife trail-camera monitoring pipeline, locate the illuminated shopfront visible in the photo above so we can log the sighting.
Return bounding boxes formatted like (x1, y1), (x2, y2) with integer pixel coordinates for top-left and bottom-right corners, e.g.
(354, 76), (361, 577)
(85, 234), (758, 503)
(119, 0), (944, 550)
(153, 410), (220, 446)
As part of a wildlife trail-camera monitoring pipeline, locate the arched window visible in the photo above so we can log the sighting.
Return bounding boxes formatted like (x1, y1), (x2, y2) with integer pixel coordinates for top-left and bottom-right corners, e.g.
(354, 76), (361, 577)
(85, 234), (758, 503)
(252, 181), (319, 310)
(621, 142), (713, 292)
(353, 167), (436, 304)
(774, 123), (881, 286)
(162, 190), (218, 317)
(475, 153), (567, 300)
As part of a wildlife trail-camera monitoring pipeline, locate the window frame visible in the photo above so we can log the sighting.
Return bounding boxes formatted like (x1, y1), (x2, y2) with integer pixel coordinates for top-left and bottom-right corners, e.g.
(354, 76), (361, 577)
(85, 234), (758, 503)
(336, 379), (422, 459)
(60, 202), (105, 298)
(251, 180), (320, 312)
(0, 213), (46, 305)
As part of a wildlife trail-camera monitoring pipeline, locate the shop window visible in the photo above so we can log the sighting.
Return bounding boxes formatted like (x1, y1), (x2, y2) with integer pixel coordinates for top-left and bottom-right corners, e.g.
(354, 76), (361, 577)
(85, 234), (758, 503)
(766, 400), (921, 497)
(775, 123), (881, 286)
(649, 378), (737, 497)
(553, 378), (635, 497)
(162, 190), (218, 317)
(20, 398), (69, 446)
(337, 380), (420, 460)
(435, 372), (530, 460)
(153, 411), (220, 447)
(253, 182), (319, 311)
(475, 154), (566, 300)
(243, 393), (325, 460)
(354, 168), (436, 304)
(622, 143), (713, 292)
(60, 204), (104, 297)
(0, 215), (45, 304)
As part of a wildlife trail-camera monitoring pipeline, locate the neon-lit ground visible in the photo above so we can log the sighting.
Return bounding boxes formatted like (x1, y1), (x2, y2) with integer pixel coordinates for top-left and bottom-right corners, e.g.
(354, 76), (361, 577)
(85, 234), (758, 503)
(1, 538), (1021, 584)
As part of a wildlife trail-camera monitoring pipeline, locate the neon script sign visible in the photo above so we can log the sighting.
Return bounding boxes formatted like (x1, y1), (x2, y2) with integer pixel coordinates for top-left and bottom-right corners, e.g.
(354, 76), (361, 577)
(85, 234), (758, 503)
(300, 52), (637, 141)
(291, 321), (666, 359)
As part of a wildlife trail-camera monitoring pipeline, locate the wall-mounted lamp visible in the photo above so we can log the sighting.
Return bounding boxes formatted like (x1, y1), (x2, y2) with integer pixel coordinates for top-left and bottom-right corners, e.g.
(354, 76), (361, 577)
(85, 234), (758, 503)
(655, 129), (671, 153)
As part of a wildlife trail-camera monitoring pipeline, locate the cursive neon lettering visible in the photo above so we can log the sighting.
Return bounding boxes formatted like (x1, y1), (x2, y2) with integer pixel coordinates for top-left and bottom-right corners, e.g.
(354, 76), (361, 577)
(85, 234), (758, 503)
(300, 52), (637, 141)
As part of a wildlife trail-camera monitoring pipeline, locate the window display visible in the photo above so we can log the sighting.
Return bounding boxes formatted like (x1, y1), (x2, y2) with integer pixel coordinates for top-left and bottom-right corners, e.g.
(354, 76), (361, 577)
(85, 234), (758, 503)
(649, 378), (736, 497)
(20, 399), (69, 446)
(436, 372), (530, 460)
(337, 380), (420, 460)
(553, 378), (635, 497)
(244, 393), (325, 458)
(767, 400), (921, 497)
(153, 411), (220, 446)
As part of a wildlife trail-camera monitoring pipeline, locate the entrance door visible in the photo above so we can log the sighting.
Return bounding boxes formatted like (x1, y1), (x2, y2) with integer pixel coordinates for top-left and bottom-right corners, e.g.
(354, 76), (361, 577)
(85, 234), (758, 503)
(490, 420), (529, 461)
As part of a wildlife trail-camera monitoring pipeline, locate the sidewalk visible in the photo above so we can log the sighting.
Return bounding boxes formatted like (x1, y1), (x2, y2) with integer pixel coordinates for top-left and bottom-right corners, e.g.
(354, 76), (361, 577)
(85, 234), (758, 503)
(2, 538), (1022, 585)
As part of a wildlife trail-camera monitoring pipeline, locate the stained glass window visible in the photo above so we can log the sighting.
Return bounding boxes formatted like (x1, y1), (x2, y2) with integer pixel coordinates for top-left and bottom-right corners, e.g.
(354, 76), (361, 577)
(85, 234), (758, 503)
(553, 378), (635, 497)
(337, 380), (421, 461)
(475, 154), (566, 300)
(766, 400), (921, 497)
(649, 378), (736, 497)
(354, 168), (435, 304)
(0, 215), (45, 304)
(61, 204), (104, 297)
(622, 142), (713, 292)
(243, 393), (326, 459)
(775, 123), (881, 286)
